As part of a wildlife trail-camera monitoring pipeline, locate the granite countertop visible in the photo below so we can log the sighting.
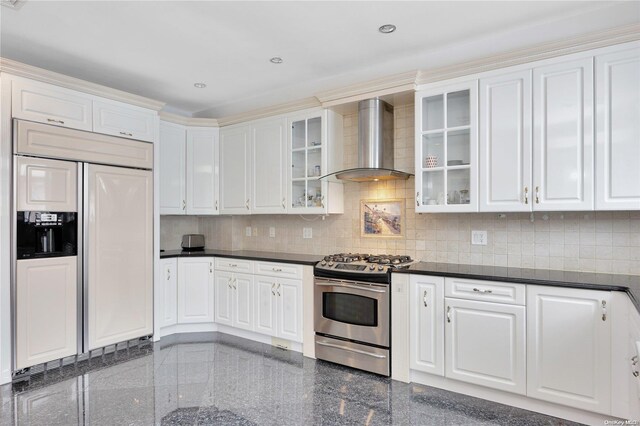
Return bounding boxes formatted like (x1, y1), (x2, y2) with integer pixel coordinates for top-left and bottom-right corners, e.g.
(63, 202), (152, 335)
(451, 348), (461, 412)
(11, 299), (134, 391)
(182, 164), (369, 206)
(394, 262), (640, 313)
(160, 249), (323, 266)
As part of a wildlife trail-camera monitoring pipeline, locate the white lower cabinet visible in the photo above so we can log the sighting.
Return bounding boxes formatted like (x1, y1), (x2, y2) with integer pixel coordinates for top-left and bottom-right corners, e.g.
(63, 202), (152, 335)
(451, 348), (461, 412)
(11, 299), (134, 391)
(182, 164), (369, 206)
(214, 271), (254, 331)
(410, 275), (445, 376)
(527, 285), (611, 414)
(177, 258), (214, 324)
(254, 275), (303, 343)
(159, 258), (178, 328)
(444, 297), (526, 395)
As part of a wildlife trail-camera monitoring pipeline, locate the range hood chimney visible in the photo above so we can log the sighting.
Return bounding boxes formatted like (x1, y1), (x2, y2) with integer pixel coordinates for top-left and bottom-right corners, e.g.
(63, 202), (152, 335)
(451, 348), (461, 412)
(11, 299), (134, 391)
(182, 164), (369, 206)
(329, 98), (412, 182)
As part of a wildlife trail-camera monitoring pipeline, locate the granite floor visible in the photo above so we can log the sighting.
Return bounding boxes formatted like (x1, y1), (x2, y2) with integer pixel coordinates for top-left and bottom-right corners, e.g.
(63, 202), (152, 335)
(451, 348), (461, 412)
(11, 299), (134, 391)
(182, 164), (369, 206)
(0, 333), (580, 426)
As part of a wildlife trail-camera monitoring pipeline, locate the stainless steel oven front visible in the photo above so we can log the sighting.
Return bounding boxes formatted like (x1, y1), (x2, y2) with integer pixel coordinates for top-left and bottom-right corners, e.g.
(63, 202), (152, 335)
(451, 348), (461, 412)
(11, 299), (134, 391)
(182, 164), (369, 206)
(314, 277), (391, 375)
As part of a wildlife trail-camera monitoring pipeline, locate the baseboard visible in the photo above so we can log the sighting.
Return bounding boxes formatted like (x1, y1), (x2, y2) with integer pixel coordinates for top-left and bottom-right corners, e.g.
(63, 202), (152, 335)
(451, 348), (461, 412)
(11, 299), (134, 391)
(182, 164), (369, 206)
(409, 370), (620, 426)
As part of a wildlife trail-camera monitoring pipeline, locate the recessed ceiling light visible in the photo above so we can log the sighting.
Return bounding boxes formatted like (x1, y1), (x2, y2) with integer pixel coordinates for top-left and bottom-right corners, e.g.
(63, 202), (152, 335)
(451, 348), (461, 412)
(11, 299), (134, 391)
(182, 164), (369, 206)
(270, 57), (283, 64)
(193, 83), (206, 88)
(378, 24), (396, 34)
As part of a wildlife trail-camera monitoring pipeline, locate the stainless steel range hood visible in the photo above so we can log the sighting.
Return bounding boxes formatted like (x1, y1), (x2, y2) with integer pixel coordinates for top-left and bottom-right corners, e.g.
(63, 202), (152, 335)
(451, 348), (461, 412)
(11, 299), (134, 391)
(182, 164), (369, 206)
(325, 99), (412, 182)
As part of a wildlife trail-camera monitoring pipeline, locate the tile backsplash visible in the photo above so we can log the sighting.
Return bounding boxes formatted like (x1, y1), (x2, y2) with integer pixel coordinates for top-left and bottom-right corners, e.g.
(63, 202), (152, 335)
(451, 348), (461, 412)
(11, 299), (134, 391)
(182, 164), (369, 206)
(161, 104), (640, 275)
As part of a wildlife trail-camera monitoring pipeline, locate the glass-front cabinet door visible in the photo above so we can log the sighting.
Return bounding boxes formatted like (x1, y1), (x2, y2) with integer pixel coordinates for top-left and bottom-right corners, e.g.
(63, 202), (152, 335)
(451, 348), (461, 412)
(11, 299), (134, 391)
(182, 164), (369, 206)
(289, 112), (328, 214)
(415, 81), (478, 212)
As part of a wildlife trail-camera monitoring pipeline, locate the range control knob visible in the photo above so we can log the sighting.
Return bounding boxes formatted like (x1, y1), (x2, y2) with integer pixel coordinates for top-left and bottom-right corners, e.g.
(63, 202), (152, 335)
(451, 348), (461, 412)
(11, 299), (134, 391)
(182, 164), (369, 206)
(378, 265), (384, 271)
(321, 260), (327, 266)
(328, 262), (334, 267)
(369, 265), (375, 270)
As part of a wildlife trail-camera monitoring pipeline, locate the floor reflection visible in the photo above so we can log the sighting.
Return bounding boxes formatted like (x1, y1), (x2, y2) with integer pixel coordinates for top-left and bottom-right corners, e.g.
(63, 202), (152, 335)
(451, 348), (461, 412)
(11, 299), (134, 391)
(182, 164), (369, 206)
(0, 333), (578, 425)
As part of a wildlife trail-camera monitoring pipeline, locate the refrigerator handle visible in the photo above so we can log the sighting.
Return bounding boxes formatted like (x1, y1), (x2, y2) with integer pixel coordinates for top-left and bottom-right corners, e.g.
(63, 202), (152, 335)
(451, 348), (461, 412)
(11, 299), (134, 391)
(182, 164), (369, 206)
(82, 163), (89, 354)
(76, 162), (84, 356)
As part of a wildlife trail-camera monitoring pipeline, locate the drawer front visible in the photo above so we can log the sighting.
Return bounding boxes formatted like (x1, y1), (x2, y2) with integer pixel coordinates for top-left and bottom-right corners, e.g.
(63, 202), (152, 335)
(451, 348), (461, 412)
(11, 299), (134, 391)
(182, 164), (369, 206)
(12, 78), (93, 131)
(254, 261), (302, 279)
(214, 257), (253, 273)
(93, 100), (156, 142)
(445, 277), (525, 305)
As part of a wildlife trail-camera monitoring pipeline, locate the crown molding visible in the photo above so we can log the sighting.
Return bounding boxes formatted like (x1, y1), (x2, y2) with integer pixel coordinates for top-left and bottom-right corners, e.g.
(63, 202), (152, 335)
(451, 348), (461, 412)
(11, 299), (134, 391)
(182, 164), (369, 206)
(316, 71), (418, 106)
(158, 111), (218, 127)
(216, 97), (320, 127)
(416, 23), (640, 86)
(0, 57), (166, 111)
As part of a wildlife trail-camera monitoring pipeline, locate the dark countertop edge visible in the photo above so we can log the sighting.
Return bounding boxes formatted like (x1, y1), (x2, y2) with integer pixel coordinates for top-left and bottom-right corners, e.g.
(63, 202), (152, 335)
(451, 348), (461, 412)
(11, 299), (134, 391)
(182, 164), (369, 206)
(392, 267), (640, 314)
(159, 250), (322, 266)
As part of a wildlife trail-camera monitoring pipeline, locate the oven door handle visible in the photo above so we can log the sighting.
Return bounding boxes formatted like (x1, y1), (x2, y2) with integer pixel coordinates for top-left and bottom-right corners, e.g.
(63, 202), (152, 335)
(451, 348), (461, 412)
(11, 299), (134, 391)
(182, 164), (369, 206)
(316, 341), (387, 359)
(314, 282), (386, 293)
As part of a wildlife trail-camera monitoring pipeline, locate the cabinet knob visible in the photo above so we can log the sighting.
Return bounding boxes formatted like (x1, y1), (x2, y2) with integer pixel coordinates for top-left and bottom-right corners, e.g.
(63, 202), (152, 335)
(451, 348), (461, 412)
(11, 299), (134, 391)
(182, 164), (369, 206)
(47, 118), (65, 124)
(524, 187), (528, 204)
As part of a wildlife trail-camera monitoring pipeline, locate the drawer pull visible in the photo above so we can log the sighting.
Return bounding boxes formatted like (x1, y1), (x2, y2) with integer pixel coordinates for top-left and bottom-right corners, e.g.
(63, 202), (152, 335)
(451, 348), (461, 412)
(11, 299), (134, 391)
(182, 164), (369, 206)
(602, 300), (607, 321)
(446, 306), (451, 323)
(473, 288), (493, 294)
(272, 267), (283, 272)
(47, 118), (65, 124)
(119, 131), (133, 137)
(229, 263), (238, 267)
(316, 341), (386, 359)
(423, 290), (428, 307)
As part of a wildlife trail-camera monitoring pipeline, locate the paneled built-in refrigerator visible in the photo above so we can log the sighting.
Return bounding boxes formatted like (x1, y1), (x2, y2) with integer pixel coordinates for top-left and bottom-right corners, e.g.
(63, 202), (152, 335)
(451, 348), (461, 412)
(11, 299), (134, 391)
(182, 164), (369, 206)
(12, 120), (153, 372)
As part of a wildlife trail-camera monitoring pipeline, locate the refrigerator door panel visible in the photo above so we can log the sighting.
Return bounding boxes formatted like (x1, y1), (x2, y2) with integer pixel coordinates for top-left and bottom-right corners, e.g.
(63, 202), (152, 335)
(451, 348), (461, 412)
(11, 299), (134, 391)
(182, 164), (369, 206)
(86, 164), (153, 350)
(15, 256), (78, 369)
(15, 156), (77, 212)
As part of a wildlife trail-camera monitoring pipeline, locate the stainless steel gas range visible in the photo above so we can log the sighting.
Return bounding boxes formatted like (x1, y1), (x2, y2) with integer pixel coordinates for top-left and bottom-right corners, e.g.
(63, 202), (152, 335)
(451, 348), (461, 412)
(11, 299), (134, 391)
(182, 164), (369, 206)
(313, 253), (414, 376)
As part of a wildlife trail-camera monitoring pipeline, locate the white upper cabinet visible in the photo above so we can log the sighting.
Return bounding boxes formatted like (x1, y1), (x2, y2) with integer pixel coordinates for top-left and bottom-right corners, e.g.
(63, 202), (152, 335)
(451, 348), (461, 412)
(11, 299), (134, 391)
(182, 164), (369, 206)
(415, 80), (478, 213)
(159, 122), (219, 215)
(220, 125), (252, 215)
(12, 77), (93, 131)
(532, 57), (594, 211)
(288, 109), (344, 215)
(595, 45), (640, 210)
(527, 285), (611, 414)
(92, 99), (156, 142)
(479, 70), (532, 212)
(159, 122), (186, 214)
(186, 127), (219, 215)
(251, 117), (288, 214)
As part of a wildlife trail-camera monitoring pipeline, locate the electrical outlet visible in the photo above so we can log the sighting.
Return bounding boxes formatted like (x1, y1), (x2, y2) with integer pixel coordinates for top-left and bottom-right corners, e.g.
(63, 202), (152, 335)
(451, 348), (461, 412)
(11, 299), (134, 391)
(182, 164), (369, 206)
(252, 227), (258, 237)
(269, 227), (276, 238)
(471, 230), (487, 245)
(245, 226), (252, 237)
(303, 227), (312, 239)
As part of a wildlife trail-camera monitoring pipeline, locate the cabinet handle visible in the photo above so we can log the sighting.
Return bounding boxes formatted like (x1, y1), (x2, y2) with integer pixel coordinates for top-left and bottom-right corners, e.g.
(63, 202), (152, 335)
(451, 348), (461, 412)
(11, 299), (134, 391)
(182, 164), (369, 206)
(321, 195), (325, 209)
(166, 268), (170, 280)
(227, 278), (232, 289)
(271, 283), (276, 296)
(473, 288), (493, 294)
(524, 187), (528, 204)
(209, 262), (213, 273)
(423, 290), (428, 308)
(272, 267), (283, 272)
(535, 186), (540, 204)
(276, 283), (281, 296)
(632, 355), (638, 366)
(215, 200), (218, 211)
(601, 300), (607, 321)
(47, 118), (65, 124)
(246, 199), (250, 210)
(182, 200), (186, 210)
(446, 306), (451, 323)
(232, 278), (237, 290)
(229, 263), (237, 267)
(416, 192), (420, 207)
(282, 198), (286, 209)
(119, 131), (133, 137)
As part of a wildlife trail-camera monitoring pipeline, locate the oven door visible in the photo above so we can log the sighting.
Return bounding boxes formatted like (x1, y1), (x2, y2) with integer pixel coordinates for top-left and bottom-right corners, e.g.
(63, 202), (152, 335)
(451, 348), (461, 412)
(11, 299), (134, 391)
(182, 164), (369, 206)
(314, 277), (389, 347)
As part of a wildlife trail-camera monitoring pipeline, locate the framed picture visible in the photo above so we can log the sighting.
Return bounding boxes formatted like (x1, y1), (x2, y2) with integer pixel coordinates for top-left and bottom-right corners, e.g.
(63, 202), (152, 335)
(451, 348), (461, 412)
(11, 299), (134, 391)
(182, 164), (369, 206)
(360, 199), (404, 238)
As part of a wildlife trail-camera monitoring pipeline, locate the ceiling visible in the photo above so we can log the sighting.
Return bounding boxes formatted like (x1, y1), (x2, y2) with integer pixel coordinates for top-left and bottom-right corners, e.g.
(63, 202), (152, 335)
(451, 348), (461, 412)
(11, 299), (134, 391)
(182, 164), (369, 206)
(1, 1), (638, 118)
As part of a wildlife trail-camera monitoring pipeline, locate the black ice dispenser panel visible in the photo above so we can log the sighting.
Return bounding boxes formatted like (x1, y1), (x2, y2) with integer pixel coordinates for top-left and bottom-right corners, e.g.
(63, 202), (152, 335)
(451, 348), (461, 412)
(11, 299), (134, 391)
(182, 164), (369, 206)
(16, 211), (77, 259)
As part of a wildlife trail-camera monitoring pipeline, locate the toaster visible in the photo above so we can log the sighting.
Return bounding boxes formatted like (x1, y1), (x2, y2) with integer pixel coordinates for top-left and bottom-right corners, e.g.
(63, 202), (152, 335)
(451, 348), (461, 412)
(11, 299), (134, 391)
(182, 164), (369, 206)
(181, 234), (205, 251)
